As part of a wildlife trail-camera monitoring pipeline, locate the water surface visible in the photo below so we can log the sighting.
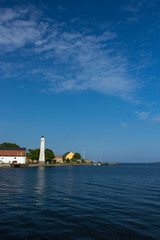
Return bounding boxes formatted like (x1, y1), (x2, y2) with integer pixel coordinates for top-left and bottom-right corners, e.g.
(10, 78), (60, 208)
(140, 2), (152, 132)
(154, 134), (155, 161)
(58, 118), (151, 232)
(0, 164), (160, 239)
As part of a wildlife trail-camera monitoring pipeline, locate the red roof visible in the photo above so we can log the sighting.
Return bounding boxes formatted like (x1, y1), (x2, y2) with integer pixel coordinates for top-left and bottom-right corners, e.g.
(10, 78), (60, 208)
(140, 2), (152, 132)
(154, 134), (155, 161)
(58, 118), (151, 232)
(55, 155), (62, 158)
(0, 149), (26, 156)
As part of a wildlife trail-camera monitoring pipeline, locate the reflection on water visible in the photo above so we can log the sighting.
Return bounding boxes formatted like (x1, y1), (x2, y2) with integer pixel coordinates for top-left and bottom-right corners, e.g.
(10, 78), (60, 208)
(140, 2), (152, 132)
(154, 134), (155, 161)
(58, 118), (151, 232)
(34, 167), (46, 206)
(0, 164), (160, 240)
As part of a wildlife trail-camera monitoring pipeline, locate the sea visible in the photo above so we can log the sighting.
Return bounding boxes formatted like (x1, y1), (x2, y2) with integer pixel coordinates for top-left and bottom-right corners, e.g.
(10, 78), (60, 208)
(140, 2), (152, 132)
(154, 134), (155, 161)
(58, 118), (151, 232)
(0, 164), (160, 240)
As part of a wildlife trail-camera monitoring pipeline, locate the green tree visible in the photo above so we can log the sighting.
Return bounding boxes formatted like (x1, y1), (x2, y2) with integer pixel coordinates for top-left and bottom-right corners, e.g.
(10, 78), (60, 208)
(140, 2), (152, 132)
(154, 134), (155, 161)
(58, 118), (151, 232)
(66, 158), (70, 163)
(27, 149), (40, 161)
(27, 148), (55, 163)
(71, 158), (77, 163)
(0, 142), (20, 148)
(45, 148), (55, 163)
(81, 159), (86, 163)
(73, 152), (81, 159)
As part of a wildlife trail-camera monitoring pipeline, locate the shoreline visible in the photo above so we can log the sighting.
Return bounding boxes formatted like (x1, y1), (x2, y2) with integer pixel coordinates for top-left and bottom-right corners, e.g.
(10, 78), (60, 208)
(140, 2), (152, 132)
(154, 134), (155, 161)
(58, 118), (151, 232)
(0, 162), (159, 168)
(0, 162), (120, 168)
(0, 163), (92, 168)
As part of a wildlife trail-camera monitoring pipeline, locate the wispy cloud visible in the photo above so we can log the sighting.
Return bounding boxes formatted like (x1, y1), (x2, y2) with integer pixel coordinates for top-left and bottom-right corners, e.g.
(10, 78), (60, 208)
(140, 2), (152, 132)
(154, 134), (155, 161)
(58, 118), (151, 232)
(135, 111), (150, 120)
(35, 30), (137, 98)
(152, 115), (160, 123)
(0, 5), (138, 100)
(121, 0), (147, 23)
(121, 122), (128, 127)
(0, 6), (46, 51)
(134, 111), (160, 123)
(122, 3), (141, 13)
(57, 5), (66, 11)
(121, 0), (153, 14)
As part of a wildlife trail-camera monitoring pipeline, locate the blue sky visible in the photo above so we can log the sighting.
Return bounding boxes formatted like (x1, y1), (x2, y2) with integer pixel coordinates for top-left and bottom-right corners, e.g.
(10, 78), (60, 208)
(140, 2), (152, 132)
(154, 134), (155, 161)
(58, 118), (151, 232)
(1, 0), (160, 162)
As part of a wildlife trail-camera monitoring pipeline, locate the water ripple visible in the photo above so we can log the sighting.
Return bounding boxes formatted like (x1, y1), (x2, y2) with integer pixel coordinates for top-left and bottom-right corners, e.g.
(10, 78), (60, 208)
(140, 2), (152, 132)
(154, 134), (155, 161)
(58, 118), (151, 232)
(0, 164), (160, 239)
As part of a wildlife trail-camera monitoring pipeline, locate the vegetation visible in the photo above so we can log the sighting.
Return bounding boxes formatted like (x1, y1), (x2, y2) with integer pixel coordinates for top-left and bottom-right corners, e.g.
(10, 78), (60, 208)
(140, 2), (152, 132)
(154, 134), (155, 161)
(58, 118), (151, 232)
(0, 142), (20, 148)
(66, 158), (70, 163)
(71, 158), (77, 163)
(27, 149), (40, 161)
(45, 148), (55, 163)
(27, 148), (55, 162)
(73, 152), (81, 159)
(0, 142), (91, 165)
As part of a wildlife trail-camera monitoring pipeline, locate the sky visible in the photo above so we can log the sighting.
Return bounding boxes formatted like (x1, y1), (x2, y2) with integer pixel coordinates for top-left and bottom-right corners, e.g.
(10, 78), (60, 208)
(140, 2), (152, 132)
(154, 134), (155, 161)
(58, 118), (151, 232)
(1, 0), (160, 162)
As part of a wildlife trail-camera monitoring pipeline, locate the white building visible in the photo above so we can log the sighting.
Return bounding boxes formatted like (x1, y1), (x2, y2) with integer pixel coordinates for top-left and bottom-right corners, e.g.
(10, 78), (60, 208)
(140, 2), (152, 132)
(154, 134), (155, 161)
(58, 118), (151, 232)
(0, 148), (26, 164)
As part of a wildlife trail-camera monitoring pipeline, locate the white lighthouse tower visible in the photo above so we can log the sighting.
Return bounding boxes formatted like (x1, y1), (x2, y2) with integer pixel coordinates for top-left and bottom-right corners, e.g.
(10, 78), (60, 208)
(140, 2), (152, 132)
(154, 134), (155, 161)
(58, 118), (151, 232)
(39, 136), (45, 164)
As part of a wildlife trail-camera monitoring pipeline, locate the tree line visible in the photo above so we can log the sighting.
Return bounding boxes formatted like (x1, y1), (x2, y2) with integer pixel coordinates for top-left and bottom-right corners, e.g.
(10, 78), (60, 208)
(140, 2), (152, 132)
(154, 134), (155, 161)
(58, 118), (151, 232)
(0, 142), (82, 163)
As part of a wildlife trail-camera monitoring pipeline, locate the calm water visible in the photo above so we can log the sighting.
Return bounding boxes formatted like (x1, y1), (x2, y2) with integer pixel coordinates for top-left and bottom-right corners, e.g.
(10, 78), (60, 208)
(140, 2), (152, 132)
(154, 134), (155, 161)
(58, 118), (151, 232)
(0, 164), (160, 240)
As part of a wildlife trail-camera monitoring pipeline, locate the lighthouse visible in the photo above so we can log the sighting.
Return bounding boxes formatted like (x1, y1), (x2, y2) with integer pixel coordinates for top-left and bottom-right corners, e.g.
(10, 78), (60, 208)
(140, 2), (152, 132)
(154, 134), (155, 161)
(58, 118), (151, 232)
(39, 136), (45, 164)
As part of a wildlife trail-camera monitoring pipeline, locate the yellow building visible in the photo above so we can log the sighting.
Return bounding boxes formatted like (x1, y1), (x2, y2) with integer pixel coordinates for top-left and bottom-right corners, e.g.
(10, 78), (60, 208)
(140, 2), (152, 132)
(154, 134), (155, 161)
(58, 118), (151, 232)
(62, 152), (74, 160)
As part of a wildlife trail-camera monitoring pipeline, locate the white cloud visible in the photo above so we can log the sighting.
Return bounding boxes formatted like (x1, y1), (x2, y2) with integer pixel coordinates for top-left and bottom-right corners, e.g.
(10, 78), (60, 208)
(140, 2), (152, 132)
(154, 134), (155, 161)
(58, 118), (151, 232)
(121, 122), (128, 127)
(121, 0), (156, 23)
(152, 115), (160, 123)
(135, 111), (150, 120)
(0, 5), (138, 100)
(57, 5), (66, 11)
(121, 0), (146, 14)
(121, 0), (146, 23)
(0, 7), (45, 51)
(34, 28), (137, 99)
